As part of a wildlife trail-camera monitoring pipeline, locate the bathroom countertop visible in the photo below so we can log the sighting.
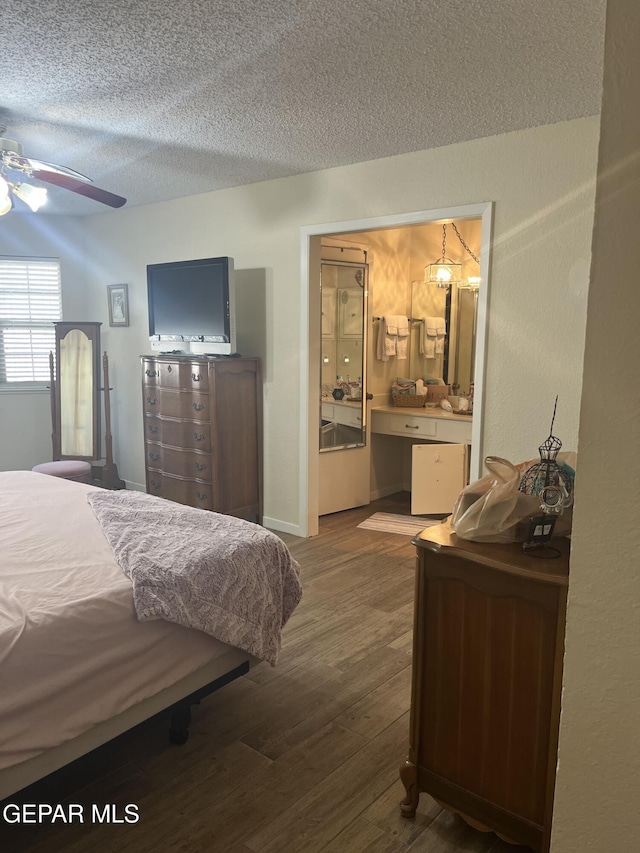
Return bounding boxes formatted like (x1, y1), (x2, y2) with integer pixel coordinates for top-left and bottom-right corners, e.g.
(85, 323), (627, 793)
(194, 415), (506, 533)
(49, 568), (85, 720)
(372, 404), (473, 422)
(322, 397), (362, 407)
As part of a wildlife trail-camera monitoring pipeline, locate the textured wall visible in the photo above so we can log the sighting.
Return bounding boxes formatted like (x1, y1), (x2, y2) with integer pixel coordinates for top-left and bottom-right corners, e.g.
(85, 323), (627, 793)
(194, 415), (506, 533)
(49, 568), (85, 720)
(551, 1), (640, 849)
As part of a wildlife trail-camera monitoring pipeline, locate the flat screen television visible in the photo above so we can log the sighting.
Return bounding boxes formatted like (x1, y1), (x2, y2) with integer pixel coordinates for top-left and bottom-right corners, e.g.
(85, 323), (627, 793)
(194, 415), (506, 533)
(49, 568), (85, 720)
(147, 256), (236, 356)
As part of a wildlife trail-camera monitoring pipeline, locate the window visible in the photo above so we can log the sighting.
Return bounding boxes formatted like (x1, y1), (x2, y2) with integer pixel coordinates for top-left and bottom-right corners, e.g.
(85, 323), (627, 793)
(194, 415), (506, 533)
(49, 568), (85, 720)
(0, 257), (62, 389)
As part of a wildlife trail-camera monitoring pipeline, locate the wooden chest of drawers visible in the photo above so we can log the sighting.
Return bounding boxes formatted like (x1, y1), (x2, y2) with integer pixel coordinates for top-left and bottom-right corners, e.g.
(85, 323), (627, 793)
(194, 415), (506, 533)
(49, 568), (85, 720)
(401, 522), (569, 852)
(141, 355), (262, 522)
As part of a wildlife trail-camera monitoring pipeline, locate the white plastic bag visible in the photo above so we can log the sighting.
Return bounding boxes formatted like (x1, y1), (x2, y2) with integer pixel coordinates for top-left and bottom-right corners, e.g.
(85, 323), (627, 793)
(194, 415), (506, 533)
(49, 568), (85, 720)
(450, 456), (541, 543)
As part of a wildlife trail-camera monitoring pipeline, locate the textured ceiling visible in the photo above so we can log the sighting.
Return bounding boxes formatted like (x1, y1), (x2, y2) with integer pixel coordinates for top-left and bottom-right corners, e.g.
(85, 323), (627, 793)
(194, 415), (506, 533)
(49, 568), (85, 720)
(0, 0), (606, 215)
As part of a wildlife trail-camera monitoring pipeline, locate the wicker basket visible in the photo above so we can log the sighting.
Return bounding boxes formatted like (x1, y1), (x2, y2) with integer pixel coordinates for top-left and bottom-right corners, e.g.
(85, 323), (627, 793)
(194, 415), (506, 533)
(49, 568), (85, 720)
(392, 392), (426, 408)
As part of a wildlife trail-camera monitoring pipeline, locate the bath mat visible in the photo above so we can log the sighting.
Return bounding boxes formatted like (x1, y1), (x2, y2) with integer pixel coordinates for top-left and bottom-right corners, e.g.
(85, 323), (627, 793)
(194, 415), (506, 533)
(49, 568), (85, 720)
(357, 512), (442, 536)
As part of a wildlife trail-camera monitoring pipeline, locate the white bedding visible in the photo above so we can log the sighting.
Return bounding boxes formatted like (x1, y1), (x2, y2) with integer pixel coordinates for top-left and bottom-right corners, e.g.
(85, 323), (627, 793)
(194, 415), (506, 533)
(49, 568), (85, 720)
(0, 471), (246, 773)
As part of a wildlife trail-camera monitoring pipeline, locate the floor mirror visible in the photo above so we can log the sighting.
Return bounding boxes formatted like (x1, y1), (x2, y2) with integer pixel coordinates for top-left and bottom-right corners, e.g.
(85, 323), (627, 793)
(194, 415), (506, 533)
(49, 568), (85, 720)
(52, 321), (102, 461)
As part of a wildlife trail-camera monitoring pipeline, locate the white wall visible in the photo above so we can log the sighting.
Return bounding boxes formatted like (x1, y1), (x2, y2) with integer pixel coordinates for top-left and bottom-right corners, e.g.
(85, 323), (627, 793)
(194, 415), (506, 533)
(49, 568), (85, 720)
(0, 213), (89, 471)
(1, 117), (599, 529)
(551, 1), (640, 849)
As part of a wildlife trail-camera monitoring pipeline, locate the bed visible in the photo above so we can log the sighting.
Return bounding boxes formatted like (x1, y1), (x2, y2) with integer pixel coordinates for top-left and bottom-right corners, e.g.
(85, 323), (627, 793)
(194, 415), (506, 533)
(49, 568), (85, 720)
(0, 470), (301, 801)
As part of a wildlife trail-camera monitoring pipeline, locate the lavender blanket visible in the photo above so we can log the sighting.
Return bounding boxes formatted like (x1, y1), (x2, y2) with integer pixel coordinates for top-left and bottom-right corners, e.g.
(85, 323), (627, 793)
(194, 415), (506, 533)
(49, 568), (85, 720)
(87, 491), (302, 665)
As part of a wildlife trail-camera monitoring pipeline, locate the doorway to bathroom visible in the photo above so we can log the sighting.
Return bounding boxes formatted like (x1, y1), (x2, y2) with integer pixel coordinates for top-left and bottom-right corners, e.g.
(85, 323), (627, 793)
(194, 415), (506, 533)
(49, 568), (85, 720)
(300, 202), (493, 537)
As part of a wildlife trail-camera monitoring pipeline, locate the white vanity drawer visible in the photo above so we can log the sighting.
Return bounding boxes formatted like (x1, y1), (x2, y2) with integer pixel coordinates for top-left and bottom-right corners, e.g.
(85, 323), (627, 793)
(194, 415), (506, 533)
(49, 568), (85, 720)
(336, 405), (363, 428)
(323, 401), (362, 428)
(372, 411), (437, 439)
(434, 418), (473, 444)
(371, 409), (473, 443)
(321, 403), (335, 421)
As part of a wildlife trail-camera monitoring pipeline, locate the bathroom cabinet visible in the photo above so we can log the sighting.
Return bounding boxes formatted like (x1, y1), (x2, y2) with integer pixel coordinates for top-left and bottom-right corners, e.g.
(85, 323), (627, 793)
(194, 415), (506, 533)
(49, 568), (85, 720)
(400, 522), (569, 852)
(321, 400), (363, 429)
(370, 406), (472, 513)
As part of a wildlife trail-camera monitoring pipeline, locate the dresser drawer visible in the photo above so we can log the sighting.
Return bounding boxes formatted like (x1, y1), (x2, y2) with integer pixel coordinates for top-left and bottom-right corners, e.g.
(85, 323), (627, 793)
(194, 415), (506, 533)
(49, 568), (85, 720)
(145, 442), (163, 470)
(164, 447), (213, 482)
(144, 443), (213, 482)
(156, 361), (209, 391)
(142, 360), (160, 385)
(146, 473), (213, 510)
(143, 388), (210, 420)
(144, 416), (212, 451)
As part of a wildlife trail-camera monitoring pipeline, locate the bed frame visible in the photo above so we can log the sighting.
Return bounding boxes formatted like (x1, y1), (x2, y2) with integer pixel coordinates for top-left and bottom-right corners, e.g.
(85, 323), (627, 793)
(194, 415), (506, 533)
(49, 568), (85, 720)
(0, 647), (254, 802)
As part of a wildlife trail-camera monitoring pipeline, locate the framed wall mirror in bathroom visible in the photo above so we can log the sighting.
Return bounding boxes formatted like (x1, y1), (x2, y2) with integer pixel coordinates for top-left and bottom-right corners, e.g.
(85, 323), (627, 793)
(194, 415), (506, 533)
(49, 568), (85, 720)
(410, 278), (479, 396)
(319, 257), (368, 452)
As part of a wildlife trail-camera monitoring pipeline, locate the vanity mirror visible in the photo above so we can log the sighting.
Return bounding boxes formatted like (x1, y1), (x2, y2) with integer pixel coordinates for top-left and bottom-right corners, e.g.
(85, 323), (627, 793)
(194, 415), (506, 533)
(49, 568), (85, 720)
(409, 278), (478, 396)
(319, 257), (368, 451)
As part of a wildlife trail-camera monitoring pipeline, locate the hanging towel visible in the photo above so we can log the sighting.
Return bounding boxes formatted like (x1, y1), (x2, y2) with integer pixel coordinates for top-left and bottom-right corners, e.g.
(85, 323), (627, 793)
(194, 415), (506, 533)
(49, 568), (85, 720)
(388, 315), (409, 360)
(376, 315), (409, 361)
(376, 316), (391, 361)
(423, 316), (446, 358)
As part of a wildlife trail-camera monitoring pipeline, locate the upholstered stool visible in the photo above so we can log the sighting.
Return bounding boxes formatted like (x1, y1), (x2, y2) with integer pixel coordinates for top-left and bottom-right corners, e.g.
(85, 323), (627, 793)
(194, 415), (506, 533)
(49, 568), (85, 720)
(32, 460), (93, 484)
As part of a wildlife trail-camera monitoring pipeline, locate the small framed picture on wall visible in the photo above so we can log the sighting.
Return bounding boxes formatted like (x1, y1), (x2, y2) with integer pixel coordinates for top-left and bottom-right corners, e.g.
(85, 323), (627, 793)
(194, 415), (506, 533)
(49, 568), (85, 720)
(107, 284), (129, 327)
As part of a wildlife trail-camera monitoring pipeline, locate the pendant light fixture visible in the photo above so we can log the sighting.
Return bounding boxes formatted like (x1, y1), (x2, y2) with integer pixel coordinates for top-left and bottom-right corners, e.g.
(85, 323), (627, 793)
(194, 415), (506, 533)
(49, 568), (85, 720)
(425, 223), (462, 287)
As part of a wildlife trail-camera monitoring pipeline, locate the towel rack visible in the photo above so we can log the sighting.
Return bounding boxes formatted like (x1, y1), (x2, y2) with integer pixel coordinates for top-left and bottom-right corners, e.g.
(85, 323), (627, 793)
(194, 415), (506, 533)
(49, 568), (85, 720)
(372, 316), (424, 323)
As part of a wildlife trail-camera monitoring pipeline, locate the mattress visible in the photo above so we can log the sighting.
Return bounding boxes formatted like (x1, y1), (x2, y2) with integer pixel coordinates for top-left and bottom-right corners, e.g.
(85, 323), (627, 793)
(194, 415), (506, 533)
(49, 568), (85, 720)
(0, 470), (244, 773)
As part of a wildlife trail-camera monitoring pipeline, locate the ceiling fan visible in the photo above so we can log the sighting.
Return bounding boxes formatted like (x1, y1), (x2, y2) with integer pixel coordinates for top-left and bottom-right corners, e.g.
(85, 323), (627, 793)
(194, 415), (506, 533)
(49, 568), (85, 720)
(0, 128), (126, 215)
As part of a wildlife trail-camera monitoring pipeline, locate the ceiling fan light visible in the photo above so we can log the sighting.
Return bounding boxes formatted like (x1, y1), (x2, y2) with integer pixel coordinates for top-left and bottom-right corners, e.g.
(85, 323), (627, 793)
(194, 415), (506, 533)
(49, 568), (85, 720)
(13, 182), (48, 212)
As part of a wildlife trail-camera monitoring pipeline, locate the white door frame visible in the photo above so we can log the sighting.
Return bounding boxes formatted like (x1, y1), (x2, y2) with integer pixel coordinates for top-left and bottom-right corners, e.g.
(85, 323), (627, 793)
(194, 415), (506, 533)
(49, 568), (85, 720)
(299, 202), (493, 537)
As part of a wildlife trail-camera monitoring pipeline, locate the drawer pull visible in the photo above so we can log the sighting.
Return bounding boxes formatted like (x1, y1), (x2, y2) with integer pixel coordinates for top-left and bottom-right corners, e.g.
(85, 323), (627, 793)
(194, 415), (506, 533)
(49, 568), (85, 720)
(147, 425), (159, 434)
(192, 372), (202, 381)
(192, 402), (205, 411)
(149, 452), (161, 461)
(145, 369), (158, 377)
(405, 424), (420, 430)
(150, 480), (161, 489)
(146, 397), (158, 405)
(195, 462), (206, 472)
(167, 365), (172, 373)
(196, 491), (208, 501)
(193, 432), (205, 441)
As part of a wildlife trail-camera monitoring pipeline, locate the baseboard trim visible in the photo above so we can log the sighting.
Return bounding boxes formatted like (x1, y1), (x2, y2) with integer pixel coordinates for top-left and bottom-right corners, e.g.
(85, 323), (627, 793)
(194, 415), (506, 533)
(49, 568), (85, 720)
(369, 483), (405, 502)
(263, 516), (304, 537)
(125, 480), (146, 492)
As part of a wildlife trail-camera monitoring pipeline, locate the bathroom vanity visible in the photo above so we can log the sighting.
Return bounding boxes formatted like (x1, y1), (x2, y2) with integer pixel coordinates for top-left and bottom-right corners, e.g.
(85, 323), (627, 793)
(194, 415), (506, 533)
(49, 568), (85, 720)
(371, 405), (472, 444)
(371, 406), (472, 513)
(321, 398), (363, 430)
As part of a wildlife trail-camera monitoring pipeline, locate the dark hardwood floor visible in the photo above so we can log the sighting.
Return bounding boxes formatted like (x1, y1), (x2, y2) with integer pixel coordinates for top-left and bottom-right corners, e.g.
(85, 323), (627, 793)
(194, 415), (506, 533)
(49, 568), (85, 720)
(2, 493), (528, 853)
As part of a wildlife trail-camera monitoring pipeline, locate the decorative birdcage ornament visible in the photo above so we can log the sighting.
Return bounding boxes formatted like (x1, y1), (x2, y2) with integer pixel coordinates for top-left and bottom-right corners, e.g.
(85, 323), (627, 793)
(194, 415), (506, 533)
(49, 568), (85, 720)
(518, 397), (573, 513)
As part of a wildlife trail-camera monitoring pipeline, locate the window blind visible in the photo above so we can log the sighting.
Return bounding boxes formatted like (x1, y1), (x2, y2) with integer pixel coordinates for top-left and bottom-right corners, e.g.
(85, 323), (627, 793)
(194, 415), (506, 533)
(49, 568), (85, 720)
(0, 257), (62, 387)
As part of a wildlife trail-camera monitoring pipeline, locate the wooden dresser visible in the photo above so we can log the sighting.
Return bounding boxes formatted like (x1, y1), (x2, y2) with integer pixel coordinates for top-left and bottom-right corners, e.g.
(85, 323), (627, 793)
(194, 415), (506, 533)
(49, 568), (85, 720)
(141, 355), (262, 522)
(400, 522), (569, 852)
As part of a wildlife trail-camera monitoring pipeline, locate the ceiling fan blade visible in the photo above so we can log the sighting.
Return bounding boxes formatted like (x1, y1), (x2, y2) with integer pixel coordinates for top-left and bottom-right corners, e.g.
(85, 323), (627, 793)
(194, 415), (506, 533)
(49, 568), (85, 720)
(31, 169), (127, 208)
(1, 151), (93, 183)
(24, 157), (93, 183)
